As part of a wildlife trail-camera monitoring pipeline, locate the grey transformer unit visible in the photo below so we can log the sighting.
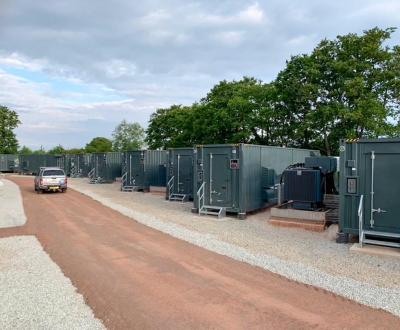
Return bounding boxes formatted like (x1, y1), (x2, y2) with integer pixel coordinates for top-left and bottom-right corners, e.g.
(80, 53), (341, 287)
(192, 144), (320, 219)
(339, 138), (400, 248)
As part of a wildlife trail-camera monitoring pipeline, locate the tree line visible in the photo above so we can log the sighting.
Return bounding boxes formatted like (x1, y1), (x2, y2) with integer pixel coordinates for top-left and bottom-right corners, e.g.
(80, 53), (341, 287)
(145, 27), (400, 155)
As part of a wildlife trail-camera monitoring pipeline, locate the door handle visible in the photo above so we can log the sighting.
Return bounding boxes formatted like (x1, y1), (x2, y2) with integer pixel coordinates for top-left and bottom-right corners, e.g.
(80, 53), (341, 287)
(372, 208), (386, 213)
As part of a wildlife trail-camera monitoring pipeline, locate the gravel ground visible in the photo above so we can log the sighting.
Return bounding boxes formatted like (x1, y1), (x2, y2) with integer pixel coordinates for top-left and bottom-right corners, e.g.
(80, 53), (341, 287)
(66, 178), (400, 317)
(0, 235), (105, 330)
(0, 178), (26, 228)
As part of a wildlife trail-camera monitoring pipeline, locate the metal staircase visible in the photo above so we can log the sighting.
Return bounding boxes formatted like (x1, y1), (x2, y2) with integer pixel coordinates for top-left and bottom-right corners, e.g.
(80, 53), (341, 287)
(88, 168), (101, 184)
(169, 194), (189, 202)
(196, 182), (226, 218)
(121, 172), (136, 191)
(358, 195), (400, 248)
(167, 176), (189, 202)
(199, 205), (226, 218)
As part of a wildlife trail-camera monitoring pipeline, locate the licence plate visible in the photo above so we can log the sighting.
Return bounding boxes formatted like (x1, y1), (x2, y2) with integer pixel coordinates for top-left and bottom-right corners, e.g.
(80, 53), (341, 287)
(50, 186), (58, 190)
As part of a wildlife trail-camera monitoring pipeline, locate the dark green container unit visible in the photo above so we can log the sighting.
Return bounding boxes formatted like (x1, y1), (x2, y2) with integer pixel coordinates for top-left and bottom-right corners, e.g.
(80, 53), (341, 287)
(18, 154), (65, 174)
(122, 150), (168, 191)
(65, 154), (92, 177)
(193, 144), (320, 218)
(0, 154), (19, 172)
(167, 148), (194, 201)
(339, 138), (400, 246)
(91, 152), (122, 183)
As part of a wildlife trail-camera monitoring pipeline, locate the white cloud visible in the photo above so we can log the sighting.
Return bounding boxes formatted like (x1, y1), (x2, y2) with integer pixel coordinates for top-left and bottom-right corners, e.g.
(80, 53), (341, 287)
(96, 60), (137, 78)
(210, 31), (245, 46)
(0, 52), (46, 71)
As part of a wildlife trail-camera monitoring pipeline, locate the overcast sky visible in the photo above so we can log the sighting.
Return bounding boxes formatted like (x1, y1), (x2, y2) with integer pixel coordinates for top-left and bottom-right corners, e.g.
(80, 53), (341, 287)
(1, 0), (399, 150)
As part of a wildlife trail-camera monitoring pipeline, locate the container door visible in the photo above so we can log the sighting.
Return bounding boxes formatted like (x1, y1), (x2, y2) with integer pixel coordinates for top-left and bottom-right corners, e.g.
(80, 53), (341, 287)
(205, 153), (230, 206)
(176, 154), (192, 194)
(364, 151), (400, 229)
(130, 154), (143, 186)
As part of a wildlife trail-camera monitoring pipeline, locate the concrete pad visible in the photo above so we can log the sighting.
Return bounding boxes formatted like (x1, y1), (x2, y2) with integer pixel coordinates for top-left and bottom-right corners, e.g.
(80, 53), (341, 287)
(350, 243), (400, 259)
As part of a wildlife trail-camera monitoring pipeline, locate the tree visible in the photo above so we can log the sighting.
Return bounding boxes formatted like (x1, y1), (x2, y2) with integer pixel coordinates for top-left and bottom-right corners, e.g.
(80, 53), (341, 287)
(47, 144), (66, 154)
(18, 146), (33, 154)
(145, 105), (195, 149)
(65, 148), (86, 154)
(33, 146), (46, 154)
(0, 105), (21, 154)
(85, 137), (112, 153)
(273, 27), (400, 155)
(111, 119), (145, 151)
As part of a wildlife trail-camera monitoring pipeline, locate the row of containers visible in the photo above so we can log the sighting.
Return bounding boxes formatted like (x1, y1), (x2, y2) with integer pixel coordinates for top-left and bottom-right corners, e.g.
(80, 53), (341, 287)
(1, 144), (320, 218)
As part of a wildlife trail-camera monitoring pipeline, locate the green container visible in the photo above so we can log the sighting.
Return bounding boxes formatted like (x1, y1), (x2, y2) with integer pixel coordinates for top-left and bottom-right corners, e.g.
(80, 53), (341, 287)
(18, 154), (65, 174)
(65, 154), (92, 177)
(0, 154), (19, 172)
(167, 148), (194, 199)
(193, 144), (320, 215)
(122, 150), (168, 191)
(339, 138), (400, 235)
(91, 152), (122, 183)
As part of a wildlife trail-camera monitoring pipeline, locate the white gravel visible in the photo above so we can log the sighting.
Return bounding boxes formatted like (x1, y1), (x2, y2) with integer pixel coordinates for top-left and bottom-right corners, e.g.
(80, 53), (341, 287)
(67, 178), (400, 318)
(0, 235), (105, 330)
(0, 178), (26, 228)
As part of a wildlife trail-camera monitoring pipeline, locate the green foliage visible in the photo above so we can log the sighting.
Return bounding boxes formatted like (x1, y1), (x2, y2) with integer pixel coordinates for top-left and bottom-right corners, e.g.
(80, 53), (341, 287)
(47, 144), (66, 154)
(32, 146), (46, 154)
(85, 137), (112, 153)
(274, 27), (400, 155)
(112, 119), (145, 151)
(65, 148), (86, 154)
(0, 105), (21, 154)
(18, 145), (33, 154)
(145, 105), (194, 149)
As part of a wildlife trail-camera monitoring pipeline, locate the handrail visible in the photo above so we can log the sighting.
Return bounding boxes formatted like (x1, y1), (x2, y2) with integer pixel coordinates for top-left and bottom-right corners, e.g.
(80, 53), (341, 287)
(167, 176), (174, 200)
(121, 172), (128, 189)
(197, 182), (206, 215)
(358, 195), (364, 248)
(88, 168), (95, 181)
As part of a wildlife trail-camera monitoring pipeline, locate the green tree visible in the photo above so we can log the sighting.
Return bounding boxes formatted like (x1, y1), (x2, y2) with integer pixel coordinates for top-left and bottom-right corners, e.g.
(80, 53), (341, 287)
(274, 27), (400, 155)
(112, 119), (145, 151)
(18, 145), (33, 154)
(85, 137), (112, 153)
(65, 148), (86, 154)
(145, 105), (194, 149)
(32, 146), (46, 154)
(47, 144), (66, 154)
(0, 105), (21, 153)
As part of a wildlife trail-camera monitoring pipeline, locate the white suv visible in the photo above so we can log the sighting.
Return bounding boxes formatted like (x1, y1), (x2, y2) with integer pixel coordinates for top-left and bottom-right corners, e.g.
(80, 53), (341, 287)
(34, 167), (68, 194)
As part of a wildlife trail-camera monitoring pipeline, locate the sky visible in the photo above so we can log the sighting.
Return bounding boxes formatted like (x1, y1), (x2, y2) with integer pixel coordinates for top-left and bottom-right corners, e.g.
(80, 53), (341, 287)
(1, 0), (400, 150)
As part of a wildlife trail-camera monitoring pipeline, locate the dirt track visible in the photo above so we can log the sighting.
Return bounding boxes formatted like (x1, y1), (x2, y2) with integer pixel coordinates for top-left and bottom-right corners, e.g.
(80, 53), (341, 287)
(1, 176), (399, 330)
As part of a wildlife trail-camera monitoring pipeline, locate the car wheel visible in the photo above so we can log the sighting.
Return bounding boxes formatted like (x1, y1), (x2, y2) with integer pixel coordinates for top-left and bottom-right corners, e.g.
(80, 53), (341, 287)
(61, 188), (67, 193)
(37, 189), (43, 194)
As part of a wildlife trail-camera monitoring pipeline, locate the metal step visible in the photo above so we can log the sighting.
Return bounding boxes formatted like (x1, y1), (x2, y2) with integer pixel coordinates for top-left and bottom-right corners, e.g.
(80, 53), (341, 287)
(363, 230), (400, 239)
(363, 239), (400, 248)
(199, 205), (226, 219)
(360, 230), (400, 249)
(169, 194), (189, 202)
(89, 177), (102, 184)
(121, 186), (135, 192)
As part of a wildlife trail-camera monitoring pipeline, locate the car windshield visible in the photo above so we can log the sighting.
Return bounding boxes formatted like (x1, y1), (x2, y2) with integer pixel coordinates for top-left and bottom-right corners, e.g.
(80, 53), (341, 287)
(43, 170), (65, 176)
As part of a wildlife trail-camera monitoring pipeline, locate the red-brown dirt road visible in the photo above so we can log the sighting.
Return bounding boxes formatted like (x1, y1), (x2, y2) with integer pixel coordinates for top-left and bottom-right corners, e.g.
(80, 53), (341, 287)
(1, 176), (399, 330)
